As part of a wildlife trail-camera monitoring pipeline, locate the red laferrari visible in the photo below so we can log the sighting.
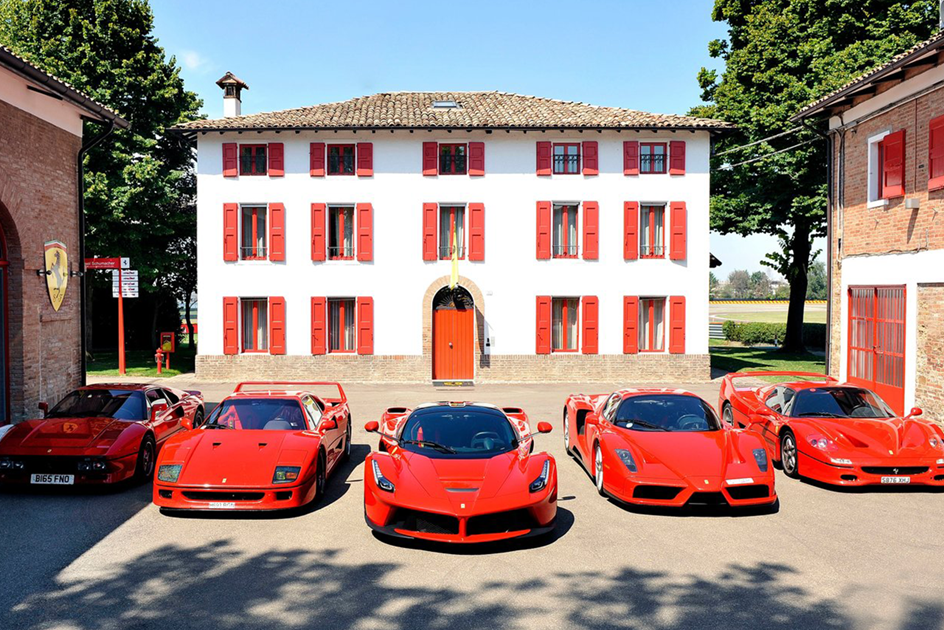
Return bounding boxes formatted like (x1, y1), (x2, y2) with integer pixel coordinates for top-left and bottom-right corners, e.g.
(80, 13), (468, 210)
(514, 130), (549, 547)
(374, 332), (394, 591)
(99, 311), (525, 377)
(719, 372), (944, 487)
(0, 384), (204, 486)
(154, 382), (351, 512)
(564, 389), (777, 509)
(364, 403), (557, 543)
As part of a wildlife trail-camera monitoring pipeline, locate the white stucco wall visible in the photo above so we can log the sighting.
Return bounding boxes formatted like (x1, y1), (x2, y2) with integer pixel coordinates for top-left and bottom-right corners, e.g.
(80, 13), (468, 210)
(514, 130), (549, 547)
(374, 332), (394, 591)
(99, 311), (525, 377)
(0, 65), (84, 136)
(196, 131), (711, 357)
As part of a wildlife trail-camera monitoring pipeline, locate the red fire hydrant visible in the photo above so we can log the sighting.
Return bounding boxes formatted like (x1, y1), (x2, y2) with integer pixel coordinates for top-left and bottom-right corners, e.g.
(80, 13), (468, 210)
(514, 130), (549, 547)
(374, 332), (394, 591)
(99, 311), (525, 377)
(155, 348), (164, 375)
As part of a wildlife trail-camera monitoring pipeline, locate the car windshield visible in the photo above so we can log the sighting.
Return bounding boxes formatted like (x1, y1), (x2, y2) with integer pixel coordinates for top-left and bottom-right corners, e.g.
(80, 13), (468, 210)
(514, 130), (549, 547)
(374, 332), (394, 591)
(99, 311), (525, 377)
(614, 394), (721, 432)
(789, 387), (894, 419)
(205, 398), (309, 430)
(47, 389), (148, 421)
(399, 407), (518, 458)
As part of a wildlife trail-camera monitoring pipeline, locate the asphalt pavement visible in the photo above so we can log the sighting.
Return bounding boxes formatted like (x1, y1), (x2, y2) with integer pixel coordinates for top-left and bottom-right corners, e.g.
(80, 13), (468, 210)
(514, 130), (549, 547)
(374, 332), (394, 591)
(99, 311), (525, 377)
(1, 380), (942, 630)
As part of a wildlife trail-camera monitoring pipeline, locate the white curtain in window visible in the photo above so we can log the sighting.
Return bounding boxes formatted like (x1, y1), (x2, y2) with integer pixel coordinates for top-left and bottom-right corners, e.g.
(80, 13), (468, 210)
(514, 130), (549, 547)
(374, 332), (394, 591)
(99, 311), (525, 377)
(653, 299), (664, 350)
(565, 299), (578, 350)
(641, 207), (651, 254)
(342, 208), (354, 256)
(241, 300), (254, 351)
(653, 207), (664, 256)
(256, 210), (267, 255)
(552, 299), (563, 350)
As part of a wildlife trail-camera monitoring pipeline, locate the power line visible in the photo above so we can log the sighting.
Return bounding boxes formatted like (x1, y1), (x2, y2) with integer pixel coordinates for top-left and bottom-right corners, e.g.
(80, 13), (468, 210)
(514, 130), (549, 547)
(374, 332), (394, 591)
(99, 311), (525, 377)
(713, 126), (805, 156)
(722, 137), (821, 168)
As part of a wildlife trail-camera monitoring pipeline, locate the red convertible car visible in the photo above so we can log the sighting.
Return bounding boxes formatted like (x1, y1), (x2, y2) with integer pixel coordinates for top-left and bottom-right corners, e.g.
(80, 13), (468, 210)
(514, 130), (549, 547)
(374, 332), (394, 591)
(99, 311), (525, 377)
(154, 382), (351, 512)
(364, 402), (557, 543)
(719, 371), (944, 487)
(563, 389), (777, 509)
(0, 384), (204, 486)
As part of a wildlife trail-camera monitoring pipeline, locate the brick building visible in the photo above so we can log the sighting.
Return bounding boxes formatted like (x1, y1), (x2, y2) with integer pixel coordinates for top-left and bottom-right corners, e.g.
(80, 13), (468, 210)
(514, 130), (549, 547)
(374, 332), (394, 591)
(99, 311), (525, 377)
(176, 79), (731, 383)
(0, 45), (127, 424)
(794, 30), (944, 419)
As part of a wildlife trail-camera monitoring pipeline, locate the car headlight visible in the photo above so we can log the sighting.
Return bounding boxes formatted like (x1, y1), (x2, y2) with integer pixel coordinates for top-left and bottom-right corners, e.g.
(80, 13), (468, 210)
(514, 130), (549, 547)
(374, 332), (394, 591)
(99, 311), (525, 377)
(157, 464), (182, 482)
(930, 438), (942, 448)
(372, 459), (395, 492)
(78, 458), (107, 472)
(753, 448), (768, 472)
(809, 436), (837, 452)
(830, 458), (853, 466)
(529, 459), (550, 493)
(0, 457), (24, 471)
(273, 466), (301, 484)
(615, 449), (637, 473)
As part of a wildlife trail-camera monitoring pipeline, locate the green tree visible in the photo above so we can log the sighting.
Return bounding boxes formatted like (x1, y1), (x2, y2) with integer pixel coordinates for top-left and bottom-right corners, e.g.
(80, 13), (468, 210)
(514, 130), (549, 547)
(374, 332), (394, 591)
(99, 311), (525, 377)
(728, 269), (751, 299)
(0, 0), (202, 349)
(806, 260), (827, 300)
(693, 0), (936, 350)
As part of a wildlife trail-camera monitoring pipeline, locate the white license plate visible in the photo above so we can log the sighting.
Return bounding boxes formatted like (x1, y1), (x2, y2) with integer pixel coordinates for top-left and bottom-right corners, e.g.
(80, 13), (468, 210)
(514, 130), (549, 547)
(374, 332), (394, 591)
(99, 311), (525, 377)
(30, 473), (74, 485)
(881, 476), (911, 484)
(208, 502), (236, 509)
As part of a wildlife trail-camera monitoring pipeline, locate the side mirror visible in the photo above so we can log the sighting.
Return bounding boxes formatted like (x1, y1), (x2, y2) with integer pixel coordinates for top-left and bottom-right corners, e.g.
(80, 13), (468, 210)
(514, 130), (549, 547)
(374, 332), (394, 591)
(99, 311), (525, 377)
(180, 417), (194, 431)
(364, 421), (380, 433)
(585, 413), (599, 425)
(38, 402), (48, 418)
(536, 422), (553, 434)
(320, 418), (338, 431)
(151, 402), (169, 420)
(909, 407), (923, 418)
(174, 406), (185, 418)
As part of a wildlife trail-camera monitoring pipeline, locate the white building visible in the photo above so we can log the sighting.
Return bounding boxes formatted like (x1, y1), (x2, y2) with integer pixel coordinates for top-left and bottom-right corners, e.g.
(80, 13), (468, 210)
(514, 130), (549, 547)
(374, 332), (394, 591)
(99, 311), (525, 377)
(176, 77), (730, 383)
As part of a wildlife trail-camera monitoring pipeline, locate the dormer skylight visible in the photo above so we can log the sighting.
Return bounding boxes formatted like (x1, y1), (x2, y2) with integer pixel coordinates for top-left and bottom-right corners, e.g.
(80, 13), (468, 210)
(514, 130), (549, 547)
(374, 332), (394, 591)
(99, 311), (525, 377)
(431, 100), (459, 109)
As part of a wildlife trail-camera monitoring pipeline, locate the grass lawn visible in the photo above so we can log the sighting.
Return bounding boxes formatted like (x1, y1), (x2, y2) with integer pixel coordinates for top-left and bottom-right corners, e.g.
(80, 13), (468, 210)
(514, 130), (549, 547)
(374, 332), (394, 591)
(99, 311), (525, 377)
(86, 343), (196, 378)
(710, 305), (827, 324)
(709, 339), (826, 379)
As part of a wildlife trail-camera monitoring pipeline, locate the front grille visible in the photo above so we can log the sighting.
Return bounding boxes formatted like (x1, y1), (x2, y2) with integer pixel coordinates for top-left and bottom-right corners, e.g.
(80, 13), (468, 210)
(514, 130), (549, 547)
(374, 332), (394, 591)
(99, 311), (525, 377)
(182, 491), (265, 501)
(390, 508), (459, 535)
(687, 492), (728, 507)
(466, 509), (536, 536)
(632, 485), (683, 501)
(727, 485), (770, 500)
(16, 456), (84, 474)
(861, 466), (928, 475)
(158, 489), (172, 499)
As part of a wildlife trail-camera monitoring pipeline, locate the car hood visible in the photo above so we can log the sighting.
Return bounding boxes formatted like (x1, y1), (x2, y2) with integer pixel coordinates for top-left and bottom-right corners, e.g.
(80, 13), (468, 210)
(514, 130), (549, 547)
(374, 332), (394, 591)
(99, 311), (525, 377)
(615, 429), (762, 480)
(162, 429), (318, 487)
(0, 417), (136, 452)
(798, 417), (943, 459)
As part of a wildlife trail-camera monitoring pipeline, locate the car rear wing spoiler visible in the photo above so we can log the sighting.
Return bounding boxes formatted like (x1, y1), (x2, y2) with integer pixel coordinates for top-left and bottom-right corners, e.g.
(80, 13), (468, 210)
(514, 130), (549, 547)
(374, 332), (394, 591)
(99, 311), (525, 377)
(722, 371), (837, 388)
(185, 390), (203, 400)
(233, 381), (347, 404)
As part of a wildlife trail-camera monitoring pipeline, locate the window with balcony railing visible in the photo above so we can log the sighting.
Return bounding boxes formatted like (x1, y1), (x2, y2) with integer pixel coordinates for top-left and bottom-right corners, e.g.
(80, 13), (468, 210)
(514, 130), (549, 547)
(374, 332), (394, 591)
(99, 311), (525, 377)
(439, 205), (466, 259)
(640, 204), (665, 258)
(553, 204), (579, 258)
(328, 145), (356, 175)
(241, 299), (269, 352)
(553, 143), (580, 174)
(552, 297), (579, 352)
(329, 206), (355, 259)
(240, 205), (267, 260)
(639, 298), (665, 352)
(640, 143), (666, 174)
(439, 144), (467, 174)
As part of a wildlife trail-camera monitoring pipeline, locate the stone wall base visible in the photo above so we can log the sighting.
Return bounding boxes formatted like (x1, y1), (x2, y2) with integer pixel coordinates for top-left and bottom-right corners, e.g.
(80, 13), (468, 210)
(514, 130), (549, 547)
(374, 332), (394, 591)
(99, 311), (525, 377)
(196, 353), (711, 383)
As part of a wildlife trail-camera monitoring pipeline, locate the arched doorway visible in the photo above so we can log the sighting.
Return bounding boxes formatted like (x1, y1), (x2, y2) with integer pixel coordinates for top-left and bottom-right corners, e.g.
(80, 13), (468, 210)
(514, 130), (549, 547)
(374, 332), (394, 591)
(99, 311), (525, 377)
(432, 285), (474, 380)
(0, 222), (8, 424)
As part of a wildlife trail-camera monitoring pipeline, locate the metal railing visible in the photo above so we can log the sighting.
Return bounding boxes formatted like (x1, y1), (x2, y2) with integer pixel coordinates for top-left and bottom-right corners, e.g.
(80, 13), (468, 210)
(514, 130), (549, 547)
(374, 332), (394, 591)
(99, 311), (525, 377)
(240, 246), (268, 259)
(553, 155), (580, 173)
(440, 155), (467, 174)
(438, 245), (466, 258)
(641, 244), (665, 257)
(552, 244), (579, 257)
(328, 245), (355, 259)
(640, 154), (665, 173)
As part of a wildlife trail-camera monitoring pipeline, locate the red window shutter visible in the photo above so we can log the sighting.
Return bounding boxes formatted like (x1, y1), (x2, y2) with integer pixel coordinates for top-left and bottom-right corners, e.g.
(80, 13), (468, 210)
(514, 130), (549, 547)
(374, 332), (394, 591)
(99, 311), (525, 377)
(357, 297), (374, 355)
(536, 201), (552, 259)
(223, 143), (238, 178)
(356, 142), (373, 176)
(536, 141), (552, 176)
(623, 296), (639, 354)
(269, 297), (286, 354)
(469, 202), (485, 261)
(423, 203), (438, 260)
(268, 143), (284, 177)
(311, 203), (326, 261)
(582, 141), (599, 175)
(223, 203), (239, 261)
(536, 296), (552, 354)
(624, 202), (639, 260)
(623, 141), (639, 175)
(356, 203), (373, 261)
(223, 297), (239, 355)
(582, 296), (599, 354)
(423, 142), (438, 176)
(881, 130), (905, 198)
(469, 142), (485, 176)
(930, 116), (944, 190)
(669, 296), (686, 354)
(311, 297), (327, 354)
(310, 142), (325, 177)
(583, 201), (599, 260)
(268, 203), (285, 261)
(669, 140), (686, 175)
(669, 201), (687, 261)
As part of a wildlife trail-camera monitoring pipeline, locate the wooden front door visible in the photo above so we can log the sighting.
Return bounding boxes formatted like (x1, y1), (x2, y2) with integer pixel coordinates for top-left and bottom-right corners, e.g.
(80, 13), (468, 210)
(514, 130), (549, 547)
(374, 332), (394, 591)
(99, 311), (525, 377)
(848, 286), (906, 414)
(432, 287), (474, 380)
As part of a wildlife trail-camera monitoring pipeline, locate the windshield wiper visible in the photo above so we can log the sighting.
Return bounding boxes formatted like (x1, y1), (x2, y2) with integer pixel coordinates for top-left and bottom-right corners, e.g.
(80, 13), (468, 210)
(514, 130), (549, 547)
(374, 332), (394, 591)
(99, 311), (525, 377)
(400, 439), (457, 453)
(797, 412), (847, 418)
(624, 420), (670, 432)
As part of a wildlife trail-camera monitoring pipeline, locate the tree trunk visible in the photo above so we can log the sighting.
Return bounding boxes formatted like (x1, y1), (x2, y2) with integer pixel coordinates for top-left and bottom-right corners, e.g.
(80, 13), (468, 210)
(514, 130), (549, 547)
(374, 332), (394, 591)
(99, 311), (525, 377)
(782, 224), (812, 352)
(185, 292), (194, 348)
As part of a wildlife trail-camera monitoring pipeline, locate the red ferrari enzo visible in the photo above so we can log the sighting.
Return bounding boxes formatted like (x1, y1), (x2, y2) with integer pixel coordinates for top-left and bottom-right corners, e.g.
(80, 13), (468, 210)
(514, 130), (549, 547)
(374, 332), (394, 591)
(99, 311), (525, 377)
(0, 384), (204, 486)
(153, 382), (351, 512)
(563, 389), (777, 509)
(719, 371), (944, 487)
(364, 402), (557, 543)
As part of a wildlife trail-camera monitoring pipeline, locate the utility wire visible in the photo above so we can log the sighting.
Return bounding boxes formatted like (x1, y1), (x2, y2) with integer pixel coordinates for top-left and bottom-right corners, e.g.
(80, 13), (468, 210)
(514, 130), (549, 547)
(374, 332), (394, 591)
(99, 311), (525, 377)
(723, 137), (821, 168)
(713, 125), (805, 156)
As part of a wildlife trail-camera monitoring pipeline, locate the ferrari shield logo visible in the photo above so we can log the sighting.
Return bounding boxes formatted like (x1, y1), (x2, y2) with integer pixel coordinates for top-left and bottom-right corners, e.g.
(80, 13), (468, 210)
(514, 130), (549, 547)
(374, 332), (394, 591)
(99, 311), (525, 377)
(44, 241), (68, 312)
(62, 422), (78, 434)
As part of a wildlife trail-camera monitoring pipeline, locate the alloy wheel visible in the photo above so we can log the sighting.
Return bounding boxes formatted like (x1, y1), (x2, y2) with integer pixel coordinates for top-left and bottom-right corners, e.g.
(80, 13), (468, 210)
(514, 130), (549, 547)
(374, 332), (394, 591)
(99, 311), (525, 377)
(595, 445), (605, 495)
(782, 433), (799, 478)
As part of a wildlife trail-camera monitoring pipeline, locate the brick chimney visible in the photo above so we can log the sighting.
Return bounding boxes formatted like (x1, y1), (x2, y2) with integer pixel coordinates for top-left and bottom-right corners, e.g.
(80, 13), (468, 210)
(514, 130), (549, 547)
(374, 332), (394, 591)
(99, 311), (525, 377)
(216, 72), (248, 118)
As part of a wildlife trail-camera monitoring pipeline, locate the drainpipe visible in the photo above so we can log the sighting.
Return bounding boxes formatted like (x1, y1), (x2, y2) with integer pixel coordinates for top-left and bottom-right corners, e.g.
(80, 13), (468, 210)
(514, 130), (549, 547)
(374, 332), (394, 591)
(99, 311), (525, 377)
(77, 118), (116, 386)
(800, 119), (832, 372)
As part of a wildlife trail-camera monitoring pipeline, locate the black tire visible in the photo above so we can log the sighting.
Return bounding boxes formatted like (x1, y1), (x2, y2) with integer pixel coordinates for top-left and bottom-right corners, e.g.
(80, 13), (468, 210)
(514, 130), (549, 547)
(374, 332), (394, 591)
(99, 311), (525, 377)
(193, 408), (204, 429)
(314, 451), (327, 504)
(563, 408), (571, 454)
(781, 431), (800, 479)
(594, 443), (605, 496)
(722, 402), (734, 426)
(135, 435), (156, 481)
(341, 417), (352, 462)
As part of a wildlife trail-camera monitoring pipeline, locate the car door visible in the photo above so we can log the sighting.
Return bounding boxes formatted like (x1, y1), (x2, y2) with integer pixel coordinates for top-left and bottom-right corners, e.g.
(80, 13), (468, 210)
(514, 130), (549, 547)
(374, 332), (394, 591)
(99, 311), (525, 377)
(755, 387), (789, 449)
(145, 389), (174, 444)
(159, 388), (185, 435)
(303, 396), (342, 473)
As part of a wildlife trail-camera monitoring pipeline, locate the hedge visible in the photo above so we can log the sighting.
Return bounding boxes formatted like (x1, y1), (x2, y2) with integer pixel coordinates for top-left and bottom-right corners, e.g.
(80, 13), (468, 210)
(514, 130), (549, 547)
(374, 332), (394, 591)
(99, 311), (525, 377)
(722, 321), (826, 349)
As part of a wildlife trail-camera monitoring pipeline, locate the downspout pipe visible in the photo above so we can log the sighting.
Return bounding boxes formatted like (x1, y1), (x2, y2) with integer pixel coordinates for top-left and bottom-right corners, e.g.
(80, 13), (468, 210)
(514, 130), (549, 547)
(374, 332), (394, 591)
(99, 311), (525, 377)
(801, 119), (832, 373)
(77, 118), (116, 385)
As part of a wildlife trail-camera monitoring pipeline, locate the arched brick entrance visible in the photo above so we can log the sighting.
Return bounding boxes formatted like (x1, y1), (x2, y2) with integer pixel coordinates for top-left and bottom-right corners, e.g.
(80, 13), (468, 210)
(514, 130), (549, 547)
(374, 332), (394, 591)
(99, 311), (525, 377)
(422, 276), (485, 382)
(0, 199), (21, 425)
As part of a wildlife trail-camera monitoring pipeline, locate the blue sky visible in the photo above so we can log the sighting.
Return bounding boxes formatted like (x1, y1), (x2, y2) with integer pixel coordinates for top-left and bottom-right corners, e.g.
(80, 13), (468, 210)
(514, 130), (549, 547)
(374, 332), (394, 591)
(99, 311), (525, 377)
(151, 0), (824, 277)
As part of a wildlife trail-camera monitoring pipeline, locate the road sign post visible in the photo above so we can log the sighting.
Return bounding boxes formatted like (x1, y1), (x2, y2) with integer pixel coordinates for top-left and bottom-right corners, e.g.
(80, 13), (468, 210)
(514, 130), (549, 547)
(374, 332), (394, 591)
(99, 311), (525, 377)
(85, 258), (136, 376)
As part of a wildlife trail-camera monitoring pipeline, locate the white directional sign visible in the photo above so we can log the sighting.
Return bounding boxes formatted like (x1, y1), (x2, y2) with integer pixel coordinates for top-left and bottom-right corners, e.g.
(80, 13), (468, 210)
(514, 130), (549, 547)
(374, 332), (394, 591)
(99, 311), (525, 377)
(111, 269), (139, 298)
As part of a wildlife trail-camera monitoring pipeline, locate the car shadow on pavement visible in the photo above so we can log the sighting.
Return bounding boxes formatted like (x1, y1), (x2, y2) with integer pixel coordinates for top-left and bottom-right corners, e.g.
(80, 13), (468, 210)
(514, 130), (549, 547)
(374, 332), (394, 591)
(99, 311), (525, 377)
(369, 506), (575, 555)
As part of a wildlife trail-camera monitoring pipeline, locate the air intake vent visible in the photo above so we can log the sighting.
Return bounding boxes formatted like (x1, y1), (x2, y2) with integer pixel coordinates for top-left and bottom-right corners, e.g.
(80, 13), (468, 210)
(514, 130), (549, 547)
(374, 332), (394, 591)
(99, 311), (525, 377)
(632, 485), (683, 501)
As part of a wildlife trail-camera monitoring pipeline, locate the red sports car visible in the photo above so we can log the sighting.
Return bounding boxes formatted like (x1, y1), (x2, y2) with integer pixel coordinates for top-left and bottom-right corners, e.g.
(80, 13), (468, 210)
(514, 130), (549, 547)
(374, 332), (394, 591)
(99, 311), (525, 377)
(0, 384), (204, 486)
(364, 402), (557, 543)
(719, 371), (944, 487)
(154, 382), (351, 512)
(563, 389), (777, 509)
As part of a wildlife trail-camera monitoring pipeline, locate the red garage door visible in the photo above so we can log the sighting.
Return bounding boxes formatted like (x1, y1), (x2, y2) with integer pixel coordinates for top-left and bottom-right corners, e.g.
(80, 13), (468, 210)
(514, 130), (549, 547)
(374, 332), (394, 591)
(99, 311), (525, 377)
(848, 286), (906, 415)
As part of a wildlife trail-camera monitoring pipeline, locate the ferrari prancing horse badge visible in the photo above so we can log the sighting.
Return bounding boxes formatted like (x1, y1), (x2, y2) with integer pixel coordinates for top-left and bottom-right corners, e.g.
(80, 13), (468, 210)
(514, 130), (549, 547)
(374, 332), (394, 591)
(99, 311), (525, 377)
(44, 240), (68, 312)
